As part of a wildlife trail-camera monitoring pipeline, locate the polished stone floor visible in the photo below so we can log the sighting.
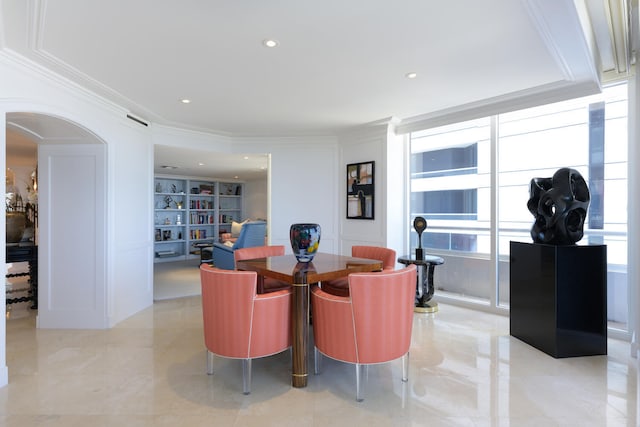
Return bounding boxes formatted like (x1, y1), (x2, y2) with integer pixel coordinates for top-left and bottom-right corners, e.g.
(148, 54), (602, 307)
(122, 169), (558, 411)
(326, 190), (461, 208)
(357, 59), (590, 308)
(1, 297), (637, 426)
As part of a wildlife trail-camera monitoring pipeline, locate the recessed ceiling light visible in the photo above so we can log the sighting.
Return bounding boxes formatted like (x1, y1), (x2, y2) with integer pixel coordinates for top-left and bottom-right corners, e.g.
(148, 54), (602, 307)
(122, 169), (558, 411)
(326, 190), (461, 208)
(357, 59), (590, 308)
(198, 162), (205, 166)
(263, 39), (279, 48)
(405, 72), (417, 79)
(180, 99), (191, 104)
(243, 156), (249, 160)
(234, 175), (239, 179)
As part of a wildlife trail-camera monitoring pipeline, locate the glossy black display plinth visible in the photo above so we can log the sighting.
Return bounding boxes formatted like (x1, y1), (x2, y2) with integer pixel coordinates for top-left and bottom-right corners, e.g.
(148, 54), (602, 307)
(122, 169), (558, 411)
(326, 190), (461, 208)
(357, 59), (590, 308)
(509, 242), (607, 358)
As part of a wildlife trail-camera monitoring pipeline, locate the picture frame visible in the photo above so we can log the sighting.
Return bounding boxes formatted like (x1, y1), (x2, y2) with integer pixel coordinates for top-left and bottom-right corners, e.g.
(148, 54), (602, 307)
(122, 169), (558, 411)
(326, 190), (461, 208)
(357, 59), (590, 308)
(346, 161), (374, 219)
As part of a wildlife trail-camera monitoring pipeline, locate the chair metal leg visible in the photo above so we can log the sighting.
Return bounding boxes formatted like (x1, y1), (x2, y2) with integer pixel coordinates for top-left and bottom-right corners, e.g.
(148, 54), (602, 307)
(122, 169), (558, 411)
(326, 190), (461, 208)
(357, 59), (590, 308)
(402, 352), (409, 382)
(206, 350), (214, 375)
(242, 358), (252, 395)
(355, 363), (364, 402)
(314, 347), (322, 374)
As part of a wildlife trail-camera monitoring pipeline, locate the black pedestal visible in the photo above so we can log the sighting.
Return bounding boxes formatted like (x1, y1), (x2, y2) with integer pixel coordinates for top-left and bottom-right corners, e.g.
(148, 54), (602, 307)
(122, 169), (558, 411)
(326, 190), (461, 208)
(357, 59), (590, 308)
(509, 242), (607, 358)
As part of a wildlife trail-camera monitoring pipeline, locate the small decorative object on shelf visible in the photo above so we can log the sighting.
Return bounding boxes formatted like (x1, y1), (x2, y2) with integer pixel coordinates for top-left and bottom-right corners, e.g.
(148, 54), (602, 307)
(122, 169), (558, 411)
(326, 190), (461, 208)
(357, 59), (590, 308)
(413, 216), (427, 260)
(6, 211), (27, 243)
(164, 195), (173, 209)
(290, 223), (321, 263)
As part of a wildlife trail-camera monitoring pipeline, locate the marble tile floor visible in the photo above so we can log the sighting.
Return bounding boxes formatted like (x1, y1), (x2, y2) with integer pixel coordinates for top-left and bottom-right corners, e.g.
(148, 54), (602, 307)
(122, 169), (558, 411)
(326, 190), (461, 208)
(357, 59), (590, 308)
(153, 259), (202, 301)
(1, 298), (638, 426)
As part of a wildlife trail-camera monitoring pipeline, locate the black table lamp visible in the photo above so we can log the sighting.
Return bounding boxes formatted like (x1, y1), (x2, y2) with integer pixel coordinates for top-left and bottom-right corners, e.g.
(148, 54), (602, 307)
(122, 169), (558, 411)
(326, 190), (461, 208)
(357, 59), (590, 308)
(413, 216), (427, 260)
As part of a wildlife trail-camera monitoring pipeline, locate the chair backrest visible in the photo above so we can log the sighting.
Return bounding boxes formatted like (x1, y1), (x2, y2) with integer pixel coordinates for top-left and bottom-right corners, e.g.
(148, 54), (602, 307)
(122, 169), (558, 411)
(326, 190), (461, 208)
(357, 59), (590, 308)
(311, 264), (416, 365)
(200, 264), (291, 359)
(349, 264), (415, 363)
(351, 245), (396, 270)
(232, 221), (267, 250)
(234, 245), (285, 265)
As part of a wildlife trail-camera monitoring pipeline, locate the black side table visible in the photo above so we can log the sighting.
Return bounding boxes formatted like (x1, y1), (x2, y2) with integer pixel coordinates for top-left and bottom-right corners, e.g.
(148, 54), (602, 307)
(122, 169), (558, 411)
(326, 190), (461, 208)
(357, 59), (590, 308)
(398, 255), (444, 313)
(193, 242), (213, 265)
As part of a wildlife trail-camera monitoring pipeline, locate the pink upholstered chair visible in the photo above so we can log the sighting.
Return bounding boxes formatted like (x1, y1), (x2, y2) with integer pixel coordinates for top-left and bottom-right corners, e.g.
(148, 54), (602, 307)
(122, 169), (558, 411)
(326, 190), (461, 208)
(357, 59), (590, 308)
(234, 245), (292, 293)
(311, 264), (417, 401)
(200, 264), (292, 394)
(321, 245), (397, 297)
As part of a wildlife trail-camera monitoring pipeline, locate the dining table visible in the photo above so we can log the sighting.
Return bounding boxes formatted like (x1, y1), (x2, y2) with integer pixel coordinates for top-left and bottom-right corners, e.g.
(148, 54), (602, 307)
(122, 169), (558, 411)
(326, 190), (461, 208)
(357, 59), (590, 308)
(236, 252), (383, 388)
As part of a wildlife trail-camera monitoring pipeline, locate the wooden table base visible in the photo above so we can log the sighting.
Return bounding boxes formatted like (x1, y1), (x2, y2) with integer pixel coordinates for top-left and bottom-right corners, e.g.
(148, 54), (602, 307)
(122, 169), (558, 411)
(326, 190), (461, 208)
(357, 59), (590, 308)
(291, 282), (309, 387)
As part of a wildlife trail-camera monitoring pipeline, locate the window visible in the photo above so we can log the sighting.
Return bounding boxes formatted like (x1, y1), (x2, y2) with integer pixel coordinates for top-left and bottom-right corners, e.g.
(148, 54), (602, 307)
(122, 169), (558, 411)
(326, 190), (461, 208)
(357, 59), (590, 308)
(409, 83), (628, 331)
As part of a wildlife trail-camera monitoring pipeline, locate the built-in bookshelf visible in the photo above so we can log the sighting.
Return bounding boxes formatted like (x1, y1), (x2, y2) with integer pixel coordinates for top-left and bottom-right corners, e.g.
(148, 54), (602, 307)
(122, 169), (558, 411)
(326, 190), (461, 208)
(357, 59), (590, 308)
(154, 176), (243, 263)
(218, 182), (243, 240)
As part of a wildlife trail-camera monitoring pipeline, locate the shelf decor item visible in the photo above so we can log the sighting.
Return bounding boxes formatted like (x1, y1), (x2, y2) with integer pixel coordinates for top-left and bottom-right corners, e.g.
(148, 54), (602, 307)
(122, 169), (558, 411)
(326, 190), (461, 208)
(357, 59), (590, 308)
(289, 223), (321, 262)
(6, 211), (27, 243)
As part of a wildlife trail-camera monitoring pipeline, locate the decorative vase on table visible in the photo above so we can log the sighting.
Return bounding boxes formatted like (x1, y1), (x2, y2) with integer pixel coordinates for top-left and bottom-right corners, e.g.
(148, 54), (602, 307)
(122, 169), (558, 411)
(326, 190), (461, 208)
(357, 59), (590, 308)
(289, 223), (321, 263)
(6, 211), (27, 243)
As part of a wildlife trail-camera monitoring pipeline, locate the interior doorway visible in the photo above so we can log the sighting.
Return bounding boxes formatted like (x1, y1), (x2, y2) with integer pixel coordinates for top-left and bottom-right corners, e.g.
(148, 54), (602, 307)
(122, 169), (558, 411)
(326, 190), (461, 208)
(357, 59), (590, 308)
(5, 112), (107, 328)
(5, 126), (37, 319)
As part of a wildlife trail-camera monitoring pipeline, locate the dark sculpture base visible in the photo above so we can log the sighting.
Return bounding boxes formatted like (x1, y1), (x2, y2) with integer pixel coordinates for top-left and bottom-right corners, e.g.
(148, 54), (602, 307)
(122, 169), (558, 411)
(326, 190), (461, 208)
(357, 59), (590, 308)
(509, 242), (607, 358)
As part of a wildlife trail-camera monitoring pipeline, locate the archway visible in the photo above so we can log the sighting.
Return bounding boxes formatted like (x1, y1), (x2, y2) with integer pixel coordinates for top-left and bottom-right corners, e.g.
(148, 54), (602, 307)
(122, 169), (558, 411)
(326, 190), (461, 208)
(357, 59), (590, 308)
(5, 112), (108, 328)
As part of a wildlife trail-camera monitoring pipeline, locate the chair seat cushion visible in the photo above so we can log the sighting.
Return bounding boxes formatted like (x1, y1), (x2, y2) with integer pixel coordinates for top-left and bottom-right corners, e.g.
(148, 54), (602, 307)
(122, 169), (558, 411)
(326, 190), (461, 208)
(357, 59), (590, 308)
(321, 277), (349, 297)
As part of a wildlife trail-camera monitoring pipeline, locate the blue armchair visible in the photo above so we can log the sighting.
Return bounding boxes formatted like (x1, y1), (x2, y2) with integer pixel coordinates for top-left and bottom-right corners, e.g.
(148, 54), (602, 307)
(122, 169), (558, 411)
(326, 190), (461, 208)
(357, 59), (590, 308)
(212, 221), (267, 270)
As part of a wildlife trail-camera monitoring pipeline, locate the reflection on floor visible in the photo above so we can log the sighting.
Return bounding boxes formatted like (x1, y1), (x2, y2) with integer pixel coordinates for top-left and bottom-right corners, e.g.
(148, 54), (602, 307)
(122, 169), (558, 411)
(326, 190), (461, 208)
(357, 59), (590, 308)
(153, 258), (202, 301)
(2, 295), (638, 425)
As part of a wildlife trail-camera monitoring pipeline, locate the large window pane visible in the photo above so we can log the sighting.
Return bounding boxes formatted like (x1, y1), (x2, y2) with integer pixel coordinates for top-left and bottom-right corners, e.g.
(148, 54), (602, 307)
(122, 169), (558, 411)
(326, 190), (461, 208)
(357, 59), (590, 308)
(497, 84), (628, 332)
(410, 118), (492, 303)
(409, 83), (628, 331)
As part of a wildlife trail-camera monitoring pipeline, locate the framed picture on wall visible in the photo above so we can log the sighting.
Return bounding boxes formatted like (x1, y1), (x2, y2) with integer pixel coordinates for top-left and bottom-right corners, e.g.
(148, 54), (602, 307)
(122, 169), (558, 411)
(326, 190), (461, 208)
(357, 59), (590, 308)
(346, 161), (374, 219)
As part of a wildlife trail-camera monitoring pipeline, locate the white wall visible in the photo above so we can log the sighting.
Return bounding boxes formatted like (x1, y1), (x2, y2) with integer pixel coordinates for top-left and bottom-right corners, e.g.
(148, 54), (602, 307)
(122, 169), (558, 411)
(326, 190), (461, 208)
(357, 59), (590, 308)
(244, 178), (268, 221)
(1, 52), (156, 385)
(629, 70), (640, 357)
(235, 137), (340, 253)
(338, 120), (405, 263)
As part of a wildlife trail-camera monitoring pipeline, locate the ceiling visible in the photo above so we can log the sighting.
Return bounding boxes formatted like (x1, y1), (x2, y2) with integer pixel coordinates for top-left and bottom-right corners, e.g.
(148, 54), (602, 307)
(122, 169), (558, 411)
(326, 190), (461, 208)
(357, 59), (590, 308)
(2, 0), (636, 179)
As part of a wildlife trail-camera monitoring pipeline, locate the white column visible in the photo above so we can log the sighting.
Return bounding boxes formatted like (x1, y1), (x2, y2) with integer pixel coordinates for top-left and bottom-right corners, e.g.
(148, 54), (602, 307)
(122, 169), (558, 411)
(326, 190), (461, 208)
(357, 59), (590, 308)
(628, 74), (640, 358)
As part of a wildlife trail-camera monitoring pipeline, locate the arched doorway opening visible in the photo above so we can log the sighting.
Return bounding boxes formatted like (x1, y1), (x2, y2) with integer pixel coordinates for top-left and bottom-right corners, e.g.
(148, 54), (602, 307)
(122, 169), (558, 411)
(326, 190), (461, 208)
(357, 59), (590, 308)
(5, 112), (108, 329)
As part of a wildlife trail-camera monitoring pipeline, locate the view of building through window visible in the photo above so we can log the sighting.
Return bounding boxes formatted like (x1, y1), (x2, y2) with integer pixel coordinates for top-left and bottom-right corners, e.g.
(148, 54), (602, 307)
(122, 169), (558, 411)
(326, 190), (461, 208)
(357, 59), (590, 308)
(409, 83), (629, 331)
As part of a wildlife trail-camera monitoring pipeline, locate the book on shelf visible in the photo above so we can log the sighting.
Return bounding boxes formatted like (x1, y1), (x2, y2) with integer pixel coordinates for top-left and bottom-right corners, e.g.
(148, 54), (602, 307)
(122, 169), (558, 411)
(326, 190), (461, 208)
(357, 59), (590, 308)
(155, 250), (176, 258)
(219, 214), (236, 223)
(190, 229), (207, 240)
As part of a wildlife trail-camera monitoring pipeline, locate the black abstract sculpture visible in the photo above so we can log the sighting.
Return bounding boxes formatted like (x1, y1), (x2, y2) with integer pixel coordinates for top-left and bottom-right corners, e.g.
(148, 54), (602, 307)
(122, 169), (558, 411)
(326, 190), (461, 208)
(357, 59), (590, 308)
(527, 167), (590, 245)
(413, 216), (427, 260)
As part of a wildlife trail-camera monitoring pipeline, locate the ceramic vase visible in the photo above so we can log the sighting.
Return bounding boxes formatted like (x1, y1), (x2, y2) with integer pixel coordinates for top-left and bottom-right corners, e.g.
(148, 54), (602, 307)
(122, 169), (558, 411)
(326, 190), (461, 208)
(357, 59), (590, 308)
(289, 223), (321, 262)
(6, 211), (27, 243)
